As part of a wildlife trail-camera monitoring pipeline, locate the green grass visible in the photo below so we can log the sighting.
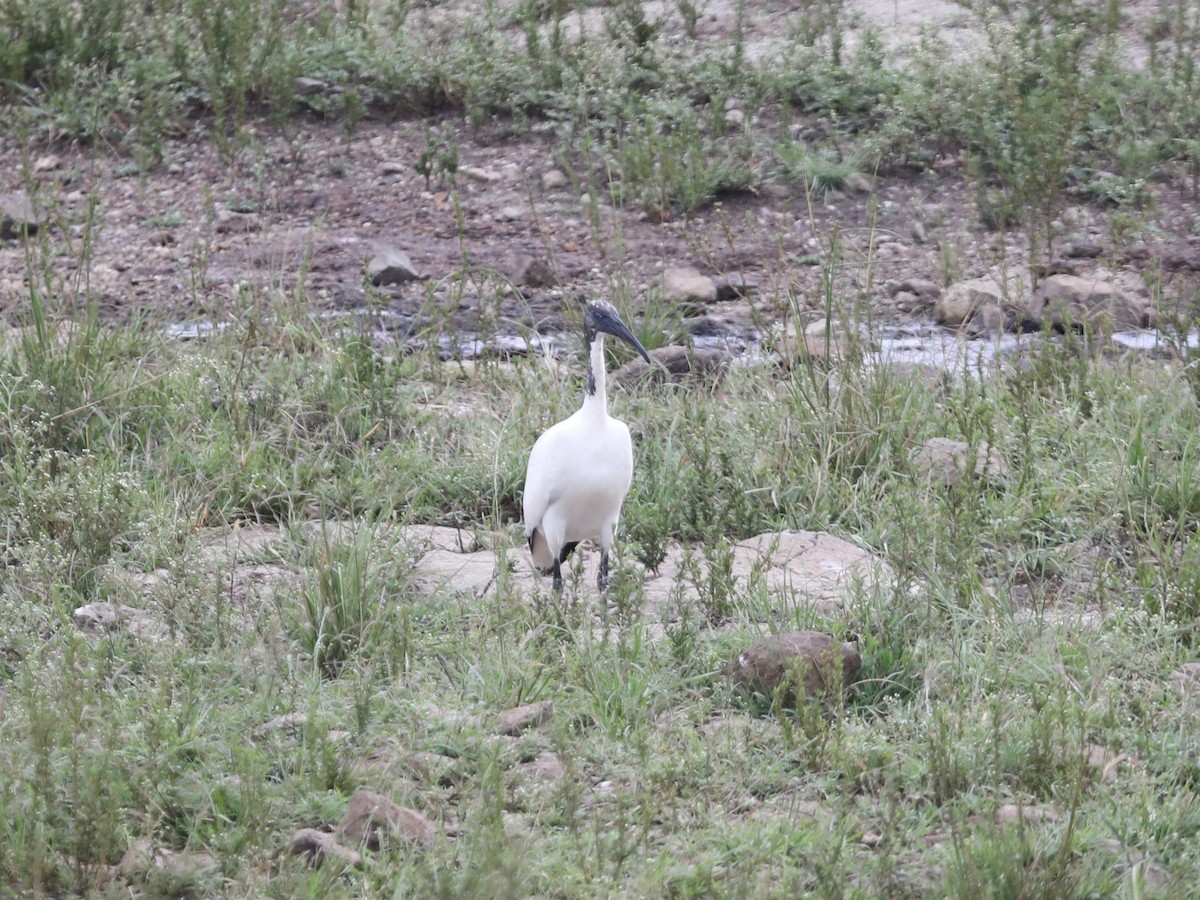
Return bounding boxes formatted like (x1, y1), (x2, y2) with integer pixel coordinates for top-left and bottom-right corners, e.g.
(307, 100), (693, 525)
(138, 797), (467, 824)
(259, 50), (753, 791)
(4, 0), (1200, 895)
(2, 262), (1200, 894)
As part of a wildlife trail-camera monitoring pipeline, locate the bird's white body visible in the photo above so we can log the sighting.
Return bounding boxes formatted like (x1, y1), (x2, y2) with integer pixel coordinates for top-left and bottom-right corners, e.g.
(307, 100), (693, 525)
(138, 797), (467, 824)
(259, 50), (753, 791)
(522, 301), (650, 591)
(523, 403), (633, 571)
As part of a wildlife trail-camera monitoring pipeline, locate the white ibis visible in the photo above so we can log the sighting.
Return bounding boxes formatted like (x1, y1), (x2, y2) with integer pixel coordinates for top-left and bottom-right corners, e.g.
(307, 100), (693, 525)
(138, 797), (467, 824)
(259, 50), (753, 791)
(523, 300), (652, 591)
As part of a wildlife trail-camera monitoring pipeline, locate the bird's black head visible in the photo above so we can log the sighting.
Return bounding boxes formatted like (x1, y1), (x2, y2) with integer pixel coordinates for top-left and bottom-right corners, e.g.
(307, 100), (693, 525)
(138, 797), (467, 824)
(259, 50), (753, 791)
(583, 300), (652, 364)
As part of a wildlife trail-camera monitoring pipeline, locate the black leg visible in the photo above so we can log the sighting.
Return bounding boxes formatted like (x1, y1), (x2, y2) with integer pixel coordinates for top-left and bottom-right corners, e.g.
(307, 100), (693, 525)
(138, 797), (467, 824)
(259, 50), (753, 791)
(552, 558), (563, 592)
(597, 550), (610, 591)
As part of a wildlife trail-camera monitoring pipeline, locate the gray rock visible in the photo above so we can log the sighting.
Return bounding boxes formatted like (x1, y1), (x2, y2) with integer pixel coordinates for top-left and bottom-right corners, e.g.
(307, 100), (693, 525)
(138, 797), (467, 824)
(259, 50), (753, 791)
(541, 169), (569, 190)
(662, 266), (718, 305)
(909, 437), (1007, 487)
(72, 602), (171, 642)
(1029, 273), (1146, 332)
(995, 804), (1059, 826)
(1066, 240), (1104, 258)
(335, 790), (438, 851)
(494, 700), (553, 736)
(117, 839), (219, 883)
(975, 303), (1004, 332)
(0, 191), (42, 240)
(934, 277), (1013, 326)
(728, 632), (861, 705)
(368, 247), (421, 286)
(460, 165), (500, 183)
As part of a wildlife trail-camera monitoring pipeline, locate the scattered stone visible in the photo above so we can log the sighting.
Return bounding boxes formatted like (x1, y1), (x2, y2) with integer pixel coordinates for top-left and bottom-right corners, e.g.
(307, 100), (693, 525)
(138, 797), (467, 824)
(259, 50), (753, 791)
(0, 191), (42, 240)
(662, 266), (718, 305)
(975, 302), (1005, 333)
(1029, 273), (1146, 332)
(891, 291), (921, 313)
(295, 76), (331, 96)
(460, 165), (500, 183)
(1083, 744), (1125, 782)
(893, 278), (940, 301)
(517, 751), (566, 781)
(117, 839), (219, 883)
(367, 247), (421, 286)
(712, 273), (759, 301)
(611, 344), (730, 387)
(934, 277), (1017, 327)
(215, 209), (261, 234)
(284, 829), (361, 868)
(909, 437), (1007, 487)
(858, 828), (884, 849)
(995, 804), (1060, 826)
(541, 169), (569, 190)
(494, 700), (553, 736)
(72, 602), (171, 642)
(1066, 240), (1104, 258)
(513, 255), (555, 288)
(843, 172), (873, 194)
(782, 318), (845, 363)
(730, 531), (888, 612)
(1172, 662), (1200, 689)
(728, 632), (861, 705)
(254, 713), (307, 739)
(335, 790), (438, 851)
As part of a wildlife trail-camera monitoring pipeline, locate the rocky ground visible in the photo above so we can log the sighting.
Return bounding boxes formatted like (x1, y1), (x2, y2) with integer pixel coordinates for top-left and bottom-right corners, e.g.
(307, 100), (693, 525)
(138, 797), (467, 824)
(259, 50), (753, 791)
(1, 4), (1197, 357)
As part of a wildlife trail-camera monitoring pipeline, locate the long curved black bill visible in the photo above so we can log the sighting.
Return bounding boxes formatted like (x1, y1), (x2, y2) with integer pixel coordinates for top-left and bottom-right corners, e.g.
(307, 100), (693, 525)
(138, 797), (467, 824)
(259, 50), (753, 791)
(599, 314), (653, 364)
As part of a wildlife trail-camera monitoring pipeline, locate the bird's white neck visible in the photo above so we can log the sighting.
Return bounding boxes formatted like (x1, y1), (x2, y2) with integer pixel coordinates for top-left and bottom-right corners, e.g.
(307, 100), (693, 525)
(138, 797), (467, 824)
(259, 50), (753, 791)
(583, 332), (608, 415)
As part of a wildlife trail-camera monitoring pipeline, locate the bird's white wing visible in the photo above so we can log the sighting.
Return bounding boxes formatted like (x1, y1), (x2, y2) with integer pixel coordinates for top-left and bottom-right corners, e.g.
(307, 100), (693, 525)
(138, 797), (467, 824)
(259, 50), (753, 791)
(522, 422), (567, 570)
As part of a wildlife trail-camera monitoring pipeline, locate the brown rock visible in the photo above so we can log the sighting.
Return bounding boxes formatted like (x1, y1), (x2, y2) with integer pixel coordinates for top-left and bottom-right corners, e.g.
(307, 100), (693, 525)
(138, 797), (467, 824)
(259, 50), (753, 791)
(712, 273), (759, 300)
(728, 632), (861, 705)
(494, 700), (553, 736)
(517, 751), (566, 781)
(513, 256), (556, 288)
(215, 209), (261, 234)
(335, 790), (438, 851)
(611, 345), (730, 387)
(284, 828), (362, 868)
(662, 266), (717, 305)
(367, 247), (421, 286)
